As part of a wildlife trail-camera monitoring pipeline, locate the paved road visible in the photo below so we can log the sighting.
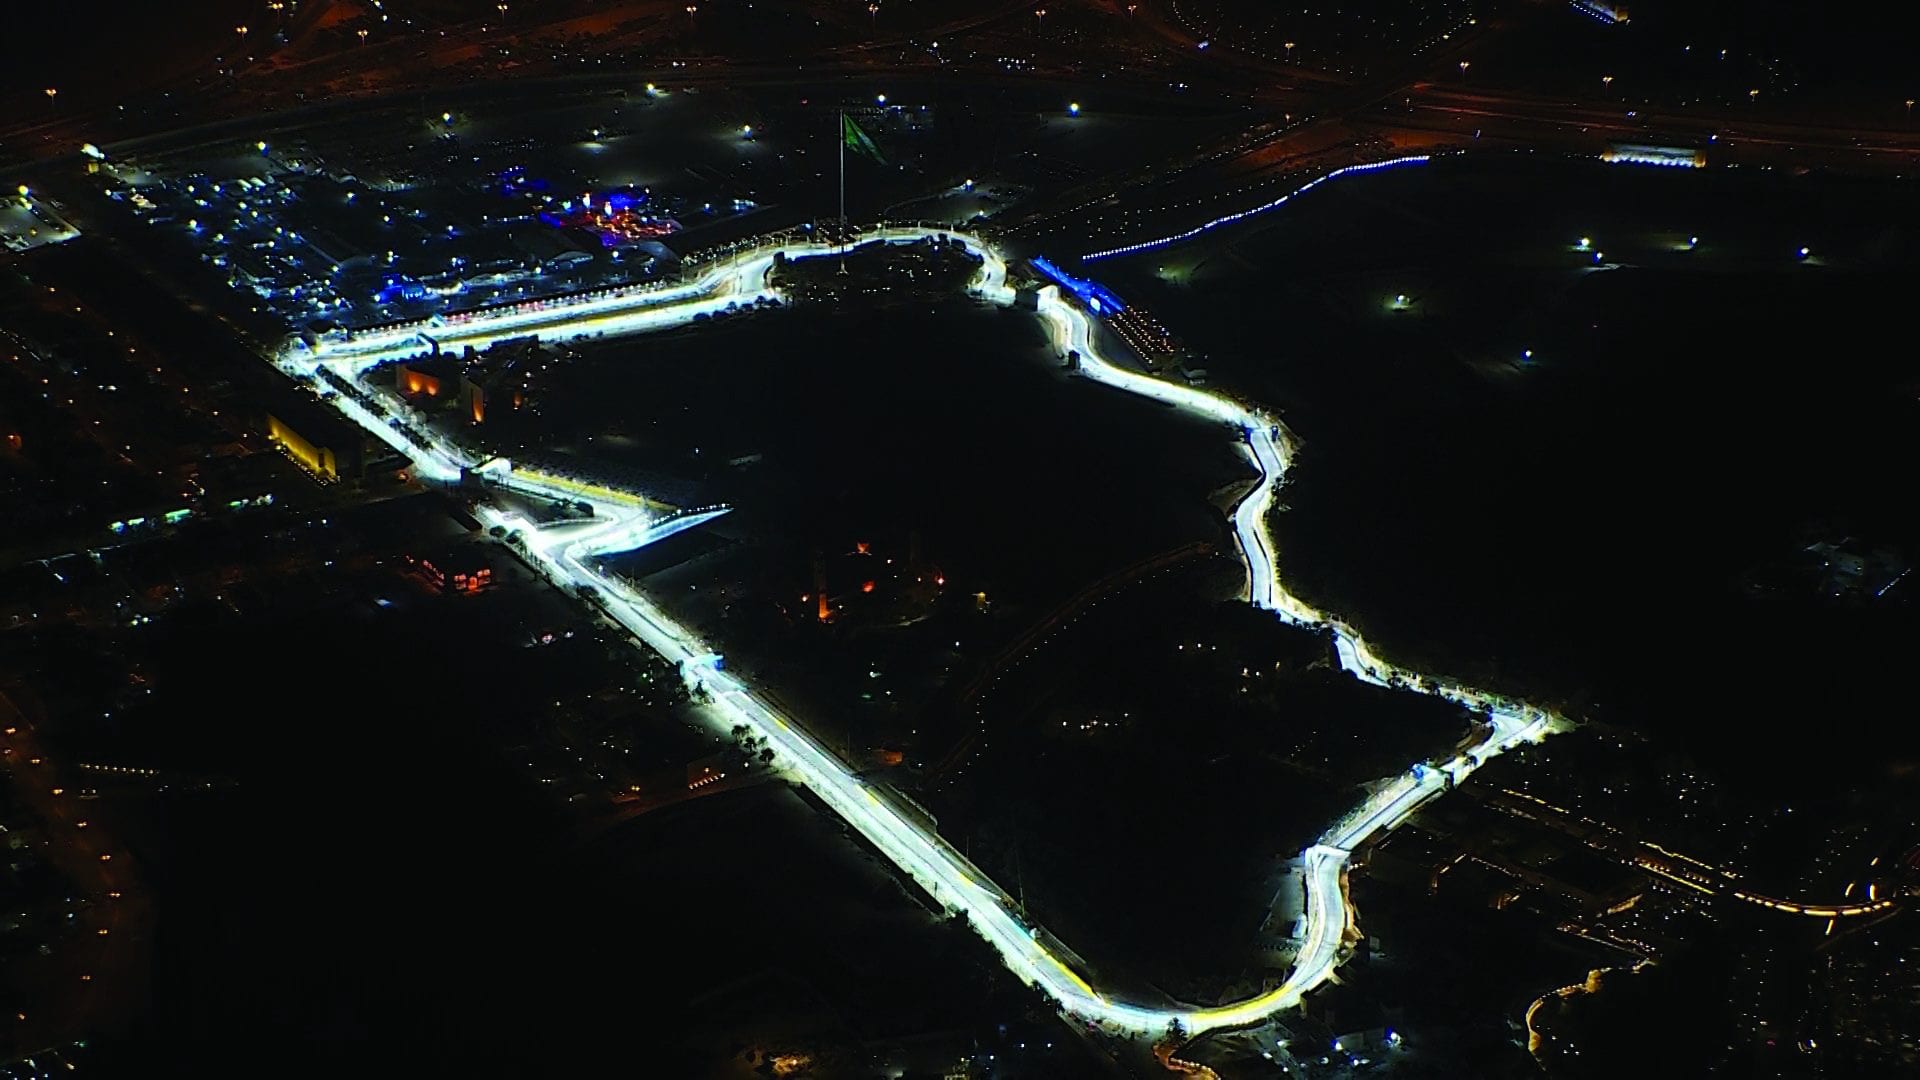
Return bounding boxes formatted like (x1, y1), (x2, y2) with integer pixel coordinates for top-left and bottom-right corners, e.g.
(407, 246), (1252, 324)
(280, 222), (1558, 1036)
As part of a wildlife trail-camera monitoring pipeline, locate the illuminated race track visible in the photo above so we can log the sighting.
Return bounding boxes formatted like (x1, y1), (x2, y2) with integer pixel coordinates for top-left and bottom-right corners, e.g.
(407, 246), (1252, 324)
(278, 226), (1560, 1037)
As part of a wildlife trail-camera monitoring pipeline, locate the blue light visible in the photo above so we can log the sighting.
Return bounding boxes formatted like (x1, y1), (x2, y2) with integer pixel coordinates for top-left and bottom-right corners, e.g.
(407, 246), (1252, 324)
(375, 278), (428, 304)
(1030, 256), (1126, 316)
(1569, 0), (1629, 24)
(1084, 156), (1430, 262)
(1601, 144), (1703, 168)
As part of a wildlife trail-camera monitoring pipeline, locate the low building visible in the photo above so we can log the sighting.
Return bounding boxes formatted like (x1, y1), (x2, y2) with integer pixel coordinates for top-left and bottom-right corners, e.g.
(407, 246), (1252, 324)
(396, 355), (487, 424)
(407, 546), (496, 595)
(263, 388), (367, 481)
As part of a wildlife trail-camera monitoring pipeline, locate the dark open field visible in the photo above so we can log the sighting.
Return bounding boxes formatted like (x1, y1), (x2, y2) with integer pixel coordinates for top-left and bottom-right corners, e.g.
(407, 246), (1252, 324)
(1100, 153), (1920, 789)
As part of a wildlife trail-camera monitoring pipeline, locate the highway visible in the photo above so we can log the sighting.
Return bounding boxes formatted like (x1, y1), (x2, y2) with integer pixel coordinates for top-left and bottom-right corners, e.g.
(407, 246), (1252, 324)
(285, 224), (1557, 1037)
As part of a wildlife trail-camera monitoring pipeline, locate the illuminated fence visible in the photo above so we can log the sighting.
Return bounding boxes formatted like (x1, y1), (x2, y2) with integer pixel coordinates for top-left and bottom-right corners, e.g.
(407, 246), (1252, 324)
(1082, 156), (1434, 262)
(1570, 0), (1630, 26)
(1601, 144), (1705, 169)
(505, 466), (665, 511)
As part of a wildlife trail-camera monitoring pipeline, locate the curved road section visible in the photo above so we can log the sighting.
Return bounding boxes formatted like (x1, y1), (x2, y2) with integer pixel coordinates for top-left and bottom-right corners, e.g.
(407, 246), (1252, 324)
(280, 224), (1557, 1036)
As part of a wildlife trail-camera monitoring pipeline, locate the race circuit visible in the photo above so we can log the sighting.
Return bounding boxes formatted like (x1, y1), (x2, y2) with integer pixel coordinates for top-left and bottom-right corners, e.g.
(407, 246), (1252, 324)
(280, 224), (1561, 1037)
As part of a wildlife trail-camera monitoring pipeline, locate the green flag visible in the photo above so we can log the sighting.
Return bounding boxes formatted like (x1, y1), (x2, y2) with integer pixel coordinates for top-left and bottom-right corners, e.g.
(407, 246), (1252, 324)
(842, 113), (884, 164)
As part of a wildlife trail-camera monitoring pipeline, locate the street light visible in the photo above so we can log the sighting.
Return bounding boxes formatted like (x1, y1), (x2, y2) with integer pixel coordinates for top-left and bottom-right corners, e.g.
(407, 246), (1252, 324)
(1285, 41), (1295, 62)
(356, 28), (369, 44)
(43, 88), (57, 108)
(1458, 60), (1471, 79)
(1602, 74), (1614, 92)
(1034, 7), (1047, 34)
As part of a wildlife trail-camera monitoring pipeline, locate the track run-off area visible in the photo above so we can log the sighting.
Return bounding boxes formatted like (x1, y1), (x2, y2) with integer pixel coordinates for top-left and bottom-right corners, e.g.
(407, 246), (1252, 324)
(281, 205), (1836, 1036)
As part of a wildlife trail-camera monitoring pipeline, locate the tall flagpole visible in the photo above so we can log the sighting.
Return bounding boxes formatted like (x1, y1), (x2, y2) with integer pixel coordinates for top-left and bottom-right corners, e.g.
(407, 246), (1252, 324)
(837, 108), (847, 274)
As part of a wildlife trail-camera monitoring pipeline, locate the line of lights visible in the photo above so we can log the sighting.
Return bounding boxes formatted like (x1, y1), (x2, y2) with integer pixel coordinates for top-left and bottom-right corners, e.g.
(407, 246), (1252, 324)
(1600, 145), (1705, 168)
(1081, 156), (1432, 262)
(1569, 0), (1630, 26)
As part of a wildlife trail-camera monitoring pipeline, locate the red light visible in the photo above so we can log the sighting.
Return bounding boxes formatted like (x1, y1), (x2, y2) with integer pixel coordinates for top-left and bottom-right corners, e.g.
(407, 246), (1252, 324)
(861, 581), (876, 594)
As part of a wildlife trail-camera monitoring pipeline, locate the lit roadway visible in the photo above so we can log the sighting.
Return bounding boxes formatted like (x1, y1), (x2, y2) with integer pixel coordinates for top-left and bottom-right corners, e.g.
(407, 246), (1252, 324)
(281, 221), (1556, 1037)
